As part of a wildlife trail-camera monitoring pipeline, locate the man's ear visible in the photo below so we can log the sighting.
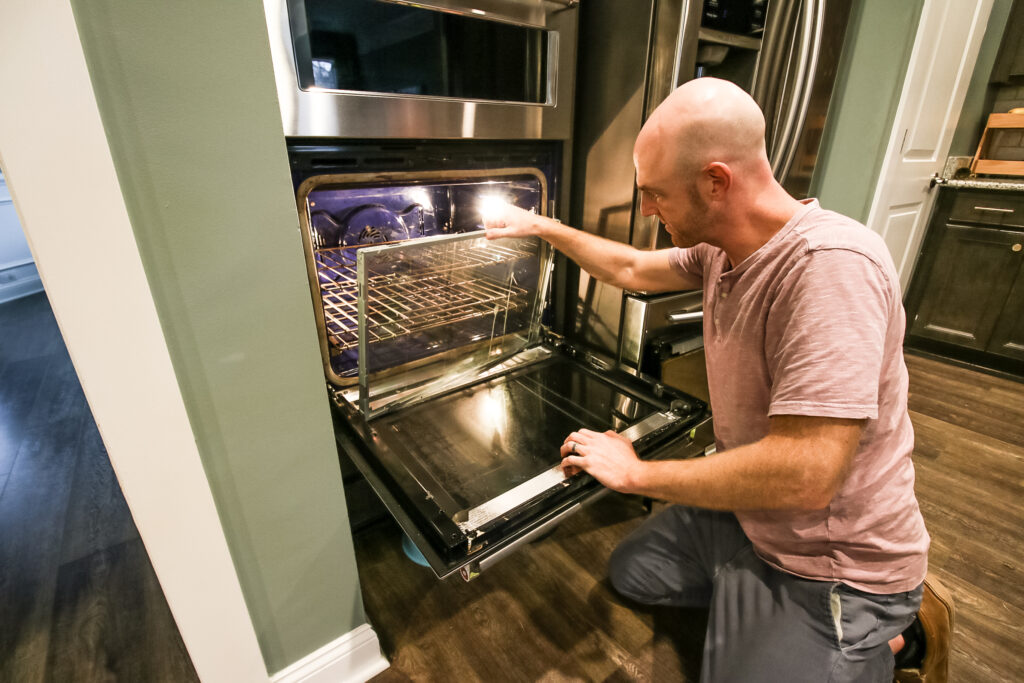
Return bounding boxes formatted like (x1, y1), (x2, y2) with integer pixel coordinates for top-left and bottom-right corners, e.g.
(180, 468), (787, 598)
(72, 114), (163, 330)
(704, 162), (732, 198)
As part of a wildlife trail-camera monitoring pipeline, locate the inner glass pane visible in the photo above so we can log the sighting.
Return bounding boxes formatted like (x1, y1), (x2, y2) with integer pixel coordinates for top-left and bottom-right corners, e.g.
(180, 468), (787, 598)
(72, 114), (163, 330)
(369, 357), (661, 516)
(357, 232), (549, 413)
(306, 174), (544, 380)
(297, 0), (550, 103)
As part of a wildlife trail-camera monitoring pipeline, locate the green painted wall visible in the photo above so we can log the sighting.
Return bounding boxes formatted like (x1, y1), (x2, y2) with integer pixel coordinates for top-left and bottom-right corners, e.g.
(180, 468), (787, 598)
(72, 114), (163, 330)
(70, 0), (366, 672)
(810, 0), (924, 223)
(949, 0), (1014, 157)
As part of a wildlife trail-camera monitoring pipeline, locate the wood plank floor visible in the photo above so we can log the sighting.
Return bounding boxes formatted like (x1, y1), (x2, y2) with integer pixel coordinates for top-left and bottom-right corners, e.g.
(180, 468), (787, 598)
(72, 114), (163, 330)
(0, 293), (198, 682)
(3, 291), (1021, 682)
(357, 353), (1024, 682)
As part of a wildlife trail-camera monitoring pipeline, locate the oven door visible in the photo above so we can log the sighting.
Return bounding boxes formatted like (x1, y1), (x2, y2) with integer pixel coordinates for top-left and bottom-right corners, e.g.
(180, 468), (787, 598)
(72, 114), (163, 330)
(264, 0), (578, 140)
(331, 345), (710, 580)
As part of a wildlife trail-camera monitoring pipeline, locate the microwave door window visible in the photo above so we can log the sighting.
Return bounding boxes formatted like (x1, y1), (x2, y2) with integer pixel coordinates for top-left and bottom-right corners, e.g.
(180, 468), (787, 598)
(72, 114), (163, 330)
(294, 0), (551, 103)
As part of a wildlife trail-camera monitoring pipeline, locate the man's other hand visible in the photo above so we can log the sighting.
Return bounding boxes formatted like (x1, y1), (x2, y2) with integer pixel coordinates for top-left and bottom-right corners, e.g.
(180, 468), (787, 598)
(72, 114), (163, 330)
(560, 429), (641, 493)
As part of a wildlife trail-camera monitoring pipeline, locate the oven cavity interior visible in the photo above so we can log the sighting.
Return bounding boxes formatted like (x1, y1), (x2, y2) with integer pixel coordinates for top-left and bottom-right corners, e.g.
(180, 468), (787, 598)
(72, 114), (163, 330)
(297, 169), (548, 389)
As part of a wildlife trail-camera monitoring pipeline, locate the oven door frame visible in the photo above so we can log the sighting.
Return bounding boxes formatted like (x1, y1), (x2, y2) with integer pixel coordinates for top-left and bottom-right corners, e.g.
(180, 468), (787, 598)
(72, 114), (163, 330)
(330, 346), (711, 581)
(263, 0), (578, 140)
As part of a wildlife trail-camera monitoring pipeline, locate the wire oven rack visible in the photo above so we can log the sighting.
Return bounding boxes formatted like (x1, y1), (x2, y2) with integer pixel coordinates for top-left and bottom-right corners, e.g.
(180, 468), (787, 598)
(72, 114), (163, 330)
(314, 239), (536, 352)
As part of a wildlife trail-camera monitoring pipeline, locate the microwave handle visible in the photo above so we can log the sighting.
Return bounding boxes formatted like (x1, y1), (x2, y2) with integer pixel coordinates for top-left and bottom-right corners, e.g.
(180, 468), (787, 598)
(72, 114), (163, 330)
(666, 310), (704, 324)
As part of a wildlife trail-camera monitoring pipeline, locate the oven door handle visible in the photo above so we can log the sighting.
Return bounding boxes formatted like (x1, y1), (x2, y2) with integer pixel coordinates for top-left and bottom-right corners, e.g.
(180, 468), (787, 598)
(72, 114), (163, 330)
(666, 310), (704, 324)
(461, 501), (586, 581)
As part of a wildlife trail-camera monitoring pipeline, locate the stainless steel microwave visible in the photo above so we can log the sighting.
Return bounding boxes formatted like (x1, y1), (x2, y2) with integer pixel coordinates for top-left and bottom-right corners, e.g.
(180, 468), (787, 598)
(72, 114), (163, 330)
(263, 0), (579, 140)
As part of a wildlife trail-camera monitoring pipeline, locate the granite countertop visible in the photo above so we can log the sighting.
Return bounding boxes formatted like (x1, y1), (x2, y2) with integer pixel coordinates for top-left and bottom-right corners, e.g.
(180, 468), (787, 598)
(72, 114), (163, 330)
(933, 155), (1024, 192)
(932, 176), (1024, 192)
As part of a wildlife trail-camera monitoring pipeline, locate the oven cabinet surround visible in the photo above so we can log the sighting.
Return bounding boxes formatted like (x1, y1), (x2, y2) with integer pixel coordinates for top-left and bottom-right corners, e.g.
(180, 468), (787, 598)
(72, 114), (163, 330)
(905, 186), (1024, 372)
(1, 0), (383, 681)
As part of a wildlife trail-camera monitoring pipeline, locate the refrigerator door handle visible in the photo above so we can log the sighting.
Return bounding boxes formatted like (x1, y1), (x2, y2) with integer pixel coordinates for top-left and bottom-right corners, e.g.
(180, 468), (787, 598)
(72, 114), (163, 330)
(775, 0), (825, 183)
(771, 0), (814, 177)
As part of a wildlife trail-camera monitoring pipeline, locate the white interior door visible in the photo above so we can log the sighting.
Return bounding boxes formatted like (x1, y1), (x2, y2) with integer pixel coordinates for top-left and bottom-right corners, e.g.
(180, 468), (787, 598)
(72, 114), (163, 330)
(865, 0), (994, 292)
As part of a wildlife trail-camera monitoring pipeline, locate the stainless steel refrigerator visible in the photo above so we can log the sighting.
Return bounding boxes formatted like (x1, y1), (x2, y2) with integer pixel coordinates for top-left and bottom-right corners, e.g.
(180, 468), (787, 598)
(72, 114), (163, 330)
(570, 0), (853, 368)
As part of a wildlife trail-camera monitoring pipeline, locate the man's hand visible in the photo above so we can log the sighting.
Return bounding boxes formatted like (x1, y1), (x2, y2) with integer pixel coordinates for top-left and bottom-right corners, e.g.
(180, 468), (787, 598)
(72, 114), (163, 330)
(481, 201), (546, 240)
(480, 198), (701, 293)
(560, 429), (642, 493)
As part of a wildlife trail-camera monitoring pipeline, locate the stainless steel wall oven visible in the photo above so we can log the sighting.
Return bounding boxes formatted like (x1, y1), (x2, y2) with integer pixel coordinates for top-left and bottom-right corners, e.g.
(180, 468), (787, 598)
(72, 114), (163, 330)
(270, 1), (711, 582)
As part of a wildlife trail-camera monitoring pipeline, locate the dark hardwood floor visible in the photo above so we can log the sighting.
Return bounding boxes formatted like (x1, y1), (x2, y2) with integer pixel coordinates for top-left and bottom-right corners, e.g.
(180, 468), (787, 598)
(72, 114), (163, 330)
(3, 291), (1021, 682)
(0, 293), (198, 682)
(904, 353), (1024, 683)
(358, 354), (1024, 682)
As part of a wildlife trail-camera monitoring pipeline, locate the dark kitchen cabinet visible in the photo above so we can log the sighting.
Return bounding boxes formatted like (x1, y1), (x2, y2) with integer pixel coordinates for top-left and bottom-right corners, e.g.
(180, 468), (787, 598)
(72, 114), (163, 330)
(905, 187), (1024, 375)
(988, 266), (1024, 361)
(908, 224), (1021, 349)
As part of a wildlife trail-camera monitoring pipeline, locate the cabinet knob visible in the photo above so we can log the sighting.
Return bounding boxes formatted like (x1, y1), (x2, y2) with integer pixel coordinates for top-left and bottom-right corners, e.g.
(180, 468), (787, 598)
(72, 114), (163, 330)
(1013, 243), (1022, 253)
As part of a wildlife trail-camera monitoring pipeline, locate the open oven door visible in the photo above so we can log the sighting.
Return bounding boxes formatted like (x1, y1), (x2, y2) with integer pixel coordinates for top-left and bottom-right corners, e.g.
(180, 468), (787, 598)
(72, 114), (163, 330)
(296, 169), (711, 580)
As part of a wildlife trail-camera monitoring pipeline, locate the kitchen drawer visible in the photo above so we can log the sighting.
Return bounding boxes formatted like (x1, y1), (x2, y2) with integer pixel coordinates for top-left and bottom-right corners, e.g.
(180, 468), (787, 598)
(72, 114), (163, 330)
(949, 192), (1024, 228)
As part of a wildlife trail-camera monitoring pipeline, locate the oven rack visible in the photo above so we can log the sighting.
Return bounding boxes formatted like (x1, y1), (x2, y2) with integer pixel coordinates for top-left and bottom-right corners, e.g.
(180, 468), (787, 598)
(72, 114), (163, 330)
(314, 240), (535, 351)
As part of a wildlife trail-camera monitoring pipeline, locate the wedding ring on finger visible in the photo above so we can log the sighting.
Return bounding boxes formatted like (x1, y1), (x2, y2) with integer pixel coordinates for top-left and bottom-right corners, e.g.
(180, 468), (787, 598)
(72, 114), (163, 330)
(568, 440), (578, 454)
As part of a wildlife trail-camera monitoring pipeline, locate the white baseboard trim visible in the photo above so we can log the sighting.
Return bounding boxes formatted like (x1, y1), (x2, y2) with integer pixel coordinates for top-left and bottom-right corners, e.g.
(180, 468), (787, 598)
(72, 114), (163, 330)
(0, 271), (44, 304)
(270, 624), (390, 683)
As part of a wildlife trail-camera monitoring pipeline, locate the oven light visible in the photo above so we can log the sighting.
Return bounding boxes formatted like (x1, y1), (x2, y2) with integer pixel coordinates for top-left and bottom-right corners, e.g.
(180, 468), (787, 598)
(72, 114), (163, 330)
(407, 187), (433, 211)
(478, 194), (512, 223)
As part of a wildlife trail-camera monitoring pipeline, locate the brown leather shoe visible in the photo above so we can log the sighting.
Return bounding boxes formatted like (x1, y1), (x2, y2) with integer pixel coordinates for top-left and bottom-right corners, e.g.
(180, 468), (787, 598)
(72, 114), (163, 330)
(893, 573), (955, 683)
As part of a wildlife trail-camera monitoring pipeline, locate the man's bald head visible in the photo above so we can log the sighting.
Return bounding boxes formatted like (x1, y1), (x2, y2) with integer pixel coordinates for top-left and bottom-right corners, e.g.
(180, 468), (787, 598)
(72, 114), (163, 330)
(635, 78), (769, 179)
(633, 79), (804, 260)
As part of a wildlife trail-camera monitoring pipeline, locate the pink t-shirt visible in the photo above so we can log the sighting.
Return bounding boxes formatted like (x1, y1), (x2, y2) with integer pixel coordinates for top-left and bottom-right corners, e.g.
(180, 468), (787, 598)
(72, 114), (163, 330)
(669, 199), (929, 594)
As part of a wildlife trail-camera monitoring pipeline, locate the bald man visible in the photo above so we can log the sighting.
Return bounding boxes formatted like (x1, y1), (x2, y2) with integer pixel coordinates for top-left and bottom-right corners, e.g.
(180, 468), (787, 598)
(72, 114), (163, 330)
(484, 78), (948, 683)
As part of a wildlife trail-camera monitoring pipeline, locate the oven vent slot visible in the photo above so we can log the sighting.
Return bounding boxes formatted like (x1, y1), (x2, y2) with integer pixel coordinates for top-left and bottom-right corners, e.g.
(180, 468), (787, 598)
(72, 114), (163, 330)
(309, 157), (358, 169)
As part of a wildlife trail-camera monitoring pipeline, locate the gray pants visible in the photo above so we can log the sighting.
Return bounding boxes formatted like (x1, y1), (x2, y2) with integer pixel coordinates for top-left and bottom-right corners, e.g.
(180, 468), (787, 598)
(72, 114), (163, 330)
(608, 505), (922, 683)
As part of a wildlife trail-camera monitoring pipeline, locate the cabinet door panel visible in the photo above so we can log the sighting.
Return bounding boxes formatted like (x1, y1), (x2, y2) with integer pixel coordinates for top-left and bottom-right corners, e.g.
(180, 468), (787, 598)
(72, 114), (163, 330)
(987, 257), (1024, 361)
(909, 225), (1020, 349)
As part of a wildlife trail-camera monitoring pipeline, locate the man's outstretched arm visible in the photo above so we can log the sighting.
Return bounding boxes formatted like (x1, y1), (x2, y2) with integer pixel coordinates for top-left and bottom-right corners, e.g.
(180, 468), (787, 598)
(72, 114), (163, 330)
(483, 203), (701, 293)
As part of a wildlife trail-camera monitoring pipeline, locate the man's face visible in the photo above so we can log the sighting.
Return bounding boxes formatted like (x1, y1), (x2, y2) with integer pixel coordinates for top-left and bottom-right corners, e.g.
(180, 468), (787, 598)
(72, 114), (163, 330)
(634, 142), (712, 249)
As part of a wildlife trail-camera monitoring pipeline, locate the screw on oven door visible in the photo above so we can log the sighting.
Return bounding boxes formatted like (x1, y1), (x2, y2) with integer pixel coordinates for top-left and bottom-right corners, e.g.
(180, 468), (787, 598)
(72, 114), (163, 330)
(670, 399), (692, 413)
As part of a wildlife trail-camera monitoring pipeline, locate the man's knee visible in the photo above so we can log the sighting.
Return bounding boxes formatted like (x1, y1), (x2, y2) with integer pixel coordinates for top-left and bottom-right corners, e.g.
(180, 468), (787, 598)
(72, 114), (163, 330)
(607, 533), (692, 606)
(607, 537), (644, 601)
(606, 505), (726, 606)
